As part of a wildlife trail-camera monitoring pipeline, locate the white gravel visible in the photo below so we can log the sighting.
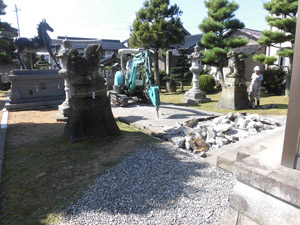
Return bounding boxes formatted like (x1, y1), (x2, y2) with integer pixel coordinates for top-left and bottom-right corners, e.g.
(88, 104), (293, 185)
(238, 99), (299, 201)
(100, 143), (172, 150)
(59, 143), (234, 225)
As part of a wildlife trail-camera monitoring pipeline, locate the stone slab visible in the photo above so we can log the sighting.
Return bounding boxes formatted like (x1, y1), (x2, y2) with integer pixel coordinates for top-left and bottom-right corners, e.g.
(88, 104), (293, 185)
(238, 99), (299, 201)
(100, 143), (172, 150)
(229, 181), (300, 225)
(204, 126), (285, 167)
(221, 207), (261, 225)
(238, 214), (261, 225)
(234, 148), (300, 208)
(0, 108), (8, 184)
(220, 207), (239, 225)
(111, 102), (222, 137)
(217, 148), (240, 172)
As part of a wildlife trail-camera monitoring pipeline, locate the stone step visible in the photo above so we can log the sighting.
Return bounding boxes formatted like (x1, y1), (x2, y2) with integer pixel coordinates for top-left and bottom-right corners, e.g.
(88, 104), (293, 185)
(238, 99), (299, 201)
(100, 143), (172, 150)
(216, 128), (285, 173)
(222, 141), (300, 225)
(202, 126), (285, 172)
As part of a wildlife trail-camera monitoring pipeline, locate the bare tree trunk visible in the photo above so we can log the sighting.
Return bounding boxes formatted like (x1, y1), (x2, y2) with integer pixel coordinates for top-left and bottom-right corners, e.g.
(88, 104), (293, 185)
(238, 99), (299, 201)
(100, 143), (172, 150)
(154, 49), (160, 86)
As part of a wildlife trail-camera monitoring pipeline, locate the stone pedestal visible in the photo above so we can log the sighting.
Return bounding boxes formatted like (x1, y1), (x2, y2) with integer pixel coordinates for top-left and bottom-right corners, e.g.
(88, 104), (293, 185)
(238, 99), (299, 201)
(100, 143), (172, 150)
(182, 88), (211, 103)
(64, 44), (120, 142)
(217, 77), (249, 110)
(65, 95), (120, 142)
(6, 69), (64, 110)
(221, 142), (300, 225)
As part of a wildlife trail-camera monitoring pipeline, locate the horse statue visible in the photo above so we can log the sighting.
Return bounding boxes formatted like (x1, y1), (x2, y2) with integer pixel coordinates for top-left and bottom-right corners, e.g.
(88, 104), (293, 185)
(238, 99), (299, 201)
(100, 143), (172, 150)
(14, 19), (61, 69)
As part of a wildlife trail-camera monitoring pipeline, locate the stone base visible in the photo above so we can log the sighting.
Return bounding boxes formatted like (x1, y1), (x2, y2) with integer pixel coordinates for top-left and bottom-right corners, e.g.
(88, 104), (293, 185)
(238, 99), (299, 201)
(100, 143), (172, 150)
(58, 102), (69, 117)
(182, 89), (211, 103)
(53, 113), (68, 122)
(5, 99), (64, 111)
(65, 96), (120, 142)
(221, 141), (300, 225)
(7, 69), (65, 110)
(217, 78), (249, 110)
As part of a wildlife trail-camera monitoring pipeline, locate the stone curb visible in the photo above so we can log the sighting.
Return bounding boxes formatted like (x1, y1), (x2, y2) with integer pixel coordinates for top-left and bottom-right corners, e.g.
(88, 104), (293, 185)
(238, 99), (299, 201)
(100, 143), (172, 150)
(116, 116), (164, 138)
(0, 97), (9, 185)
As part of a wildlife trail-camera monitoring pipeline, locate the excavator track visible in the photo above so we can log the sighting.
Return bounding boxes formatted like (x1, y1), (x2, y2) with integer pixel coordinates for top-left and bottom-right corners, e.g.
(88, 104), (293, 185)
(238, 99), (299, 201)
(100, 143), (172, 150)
(109, 92), (129, 107)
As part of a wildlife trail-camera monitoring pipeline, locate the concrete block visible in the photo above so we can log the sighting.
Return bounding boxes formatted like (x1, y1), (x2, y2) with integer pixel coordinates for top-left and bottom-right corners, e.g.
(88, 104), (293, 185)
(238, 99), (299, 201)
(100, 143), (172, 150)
(217, 149), (239, 172)
(265, 166), (300, 208)
(238, 214), (261, 225)
(230, 181), (300, 225)
(220, 207), (239, 225)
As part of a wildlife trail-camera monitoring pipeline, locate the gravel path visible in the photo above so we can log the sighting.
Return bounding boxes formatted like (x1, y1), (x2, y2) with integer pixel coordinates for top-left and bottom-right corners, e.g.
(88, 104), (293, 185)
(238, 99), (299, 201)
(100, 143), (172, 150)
(59, 143), (234, 225)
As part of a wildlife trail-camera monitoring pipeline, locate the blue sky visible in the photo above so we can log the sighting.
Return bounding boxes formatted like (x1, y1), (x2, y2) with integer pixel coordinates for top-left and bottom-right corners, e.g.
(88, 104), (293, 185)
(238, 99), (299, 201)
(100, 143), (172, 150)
(2, 0), (269, 41)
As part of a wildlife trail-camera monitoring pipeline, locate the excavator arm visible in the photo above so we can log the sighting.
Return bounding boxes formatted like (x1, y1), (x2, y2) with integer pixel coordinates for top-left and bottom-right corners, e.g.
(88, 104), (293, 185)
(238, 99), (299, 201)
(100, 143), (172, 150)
(127, 50), (160, 117)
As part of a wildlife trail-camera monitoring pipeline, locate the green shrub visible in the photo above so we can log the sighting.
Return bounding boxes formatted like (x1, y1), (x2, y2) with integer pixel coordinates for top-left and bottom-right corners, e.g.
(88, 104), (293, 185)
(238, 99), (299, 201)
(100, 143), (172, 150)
(262, 67), (286, 95)
(196, 74), (215, 92)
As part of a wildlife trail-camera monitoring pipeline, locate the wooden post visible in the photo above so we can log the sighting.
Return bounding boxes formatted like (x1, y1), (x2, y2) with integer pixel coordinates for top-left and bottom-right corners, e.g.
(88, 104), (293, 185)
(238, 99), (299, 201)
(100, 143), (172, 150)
(281, 1), (300, 169)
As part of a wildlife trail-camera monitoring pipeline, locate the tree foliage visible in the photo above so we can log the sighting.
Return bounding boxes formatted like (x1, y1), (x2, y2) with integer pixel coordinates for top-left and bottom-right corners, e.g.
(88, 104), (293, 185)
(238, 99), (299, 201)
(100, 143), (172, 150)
(0, 0), (6, 16)
(253, 0), (298, 96)
(199, 0), (248, 85)
(129, 0), (185, 86)
(0, 0), (16, 64)
(168, 49), (191, 92)
(262, 67), (286, 95)
(198, 74), (216, 93)
(253, 0), (298, 66)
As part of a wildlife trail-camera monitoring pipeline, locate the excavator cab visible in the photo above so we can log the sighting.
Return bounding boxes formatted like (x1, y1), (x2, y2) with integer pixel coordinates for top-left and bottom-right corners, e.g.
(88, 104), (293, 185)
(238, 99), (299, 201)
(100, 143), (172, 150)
(111, 48), (160, 116)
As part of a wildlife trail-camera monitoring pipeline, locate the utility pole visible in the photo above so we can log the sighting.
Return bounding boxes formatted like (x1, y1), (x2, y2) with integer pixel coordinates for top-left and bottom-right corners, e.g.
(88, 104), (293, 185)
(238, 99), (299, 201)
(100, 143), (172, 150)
(14, 4), (21, 37)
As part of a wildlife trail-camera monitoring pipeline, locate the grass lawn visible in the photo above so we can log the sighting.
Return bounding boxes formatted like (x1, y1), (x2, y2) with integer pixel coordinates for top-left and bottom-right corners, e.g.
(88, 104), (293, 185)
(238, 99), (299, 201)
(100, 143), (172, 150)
(160, 87), (288, 116)
(0, 119), (156, 225)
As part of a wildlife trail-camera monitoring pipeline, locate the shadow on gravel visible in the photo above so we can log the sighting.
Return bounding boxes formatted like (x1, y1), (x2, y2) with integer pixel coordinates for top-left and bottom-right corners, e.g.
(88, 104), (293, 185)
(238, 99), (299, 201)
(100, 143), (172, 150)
(64, 144), (212, 217)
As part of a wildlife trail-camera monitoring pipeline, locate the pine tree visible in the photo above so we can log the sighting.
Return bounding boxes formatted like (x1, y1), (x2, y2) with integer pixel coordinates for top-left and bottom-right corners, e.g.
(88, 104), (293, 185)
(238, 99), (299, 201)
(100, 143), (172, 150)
(253, 0), (298, 96)
(0, 0), (16, 64)
(199, 0), (248, 86)
(169, 49), (191, 92)
(129, 0), (185, 86)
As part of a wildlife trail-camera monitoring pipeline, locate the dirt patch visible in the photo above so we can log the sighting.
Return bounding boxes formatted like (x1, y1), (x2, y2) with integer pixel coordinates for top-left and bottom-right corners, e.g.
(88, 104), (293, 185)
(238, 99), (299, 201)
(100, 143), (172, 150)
(1, 108), (154, 225)
(7, 109), (65, 147)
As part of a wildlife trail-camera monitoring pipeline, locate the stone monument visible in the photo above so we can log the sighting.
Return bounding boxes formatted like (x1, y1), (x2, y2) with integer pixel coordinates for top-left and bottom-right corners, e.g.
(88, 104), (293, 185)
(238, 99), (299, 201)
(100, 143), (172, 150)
(217, 51), (249, 110)
(5, 19), (65, 111)
(55, 38), (72, 120)
(182, 44), (211, 103)
(64, 44), (120, 142)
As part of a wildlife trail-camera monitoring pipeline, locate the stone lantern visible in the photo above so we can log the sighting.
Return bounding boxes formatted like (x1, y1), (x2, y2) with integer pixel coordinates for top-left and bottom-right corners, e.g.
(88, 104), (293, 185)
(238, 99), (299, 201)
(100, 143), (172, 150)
(55, 38), (72, 119)
(182, 44), (211, 103)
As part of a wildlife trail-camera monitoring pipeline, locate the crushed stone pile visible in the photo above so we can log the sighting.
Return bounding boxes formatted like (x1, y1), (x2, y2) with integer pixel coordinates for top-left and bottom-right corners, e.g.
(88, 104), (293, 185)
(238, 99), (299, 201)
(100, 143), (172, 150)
(162, 112), (282, 156)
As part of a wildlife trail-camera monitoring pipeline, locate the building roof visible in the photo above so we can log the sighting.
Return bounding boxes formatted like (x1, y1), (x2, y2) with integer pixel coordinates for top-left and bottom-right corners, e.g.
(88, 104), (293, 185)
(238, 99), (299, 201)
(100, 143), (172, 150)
(100, 53), (119, 65)
(240, 28), (262, 40)
(53, 36), (126, 51)
(171, 33), (203, 50)
(100, 39), (126, 50)
(233, 44), (263, 55)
